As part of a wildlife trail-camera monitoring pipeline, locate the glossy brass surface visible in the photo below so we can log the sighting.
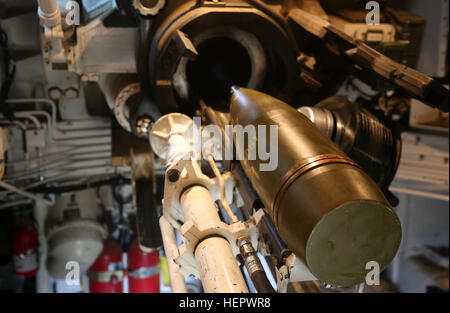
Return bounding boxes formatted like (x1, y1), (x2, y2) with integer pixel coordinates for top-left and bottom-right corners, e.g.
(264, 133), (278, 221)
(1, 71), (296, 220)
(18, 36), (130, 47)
(230, 87), (402, 287)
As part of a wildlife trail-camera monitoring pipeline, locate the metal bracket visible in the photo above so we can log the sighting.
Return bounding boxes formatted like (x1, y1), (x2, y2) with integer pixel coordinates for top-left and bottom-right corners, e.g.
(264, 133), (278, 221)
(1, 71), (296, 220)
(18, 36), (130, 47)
(162, 158), (234, 228)
(174, 209), (265, 279)
(276, 253), (317, 293)
(133, 0), (166, 16)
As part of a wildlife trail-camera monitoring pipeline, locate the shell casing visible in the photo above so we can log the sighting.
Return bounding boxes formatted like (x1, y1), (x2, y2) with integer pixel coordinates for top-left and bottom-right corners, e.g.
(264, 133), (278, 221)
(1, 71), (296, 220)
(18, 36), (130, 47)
(230, 87), (402, 287)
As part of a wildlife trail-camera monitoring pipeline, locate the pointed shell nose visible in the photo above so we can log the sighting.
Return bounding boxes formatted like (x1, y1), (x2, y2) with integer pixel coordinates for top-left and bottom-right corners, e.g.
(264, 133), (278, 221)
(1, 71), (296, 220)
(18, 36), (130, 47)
(230, 86), (241, 95)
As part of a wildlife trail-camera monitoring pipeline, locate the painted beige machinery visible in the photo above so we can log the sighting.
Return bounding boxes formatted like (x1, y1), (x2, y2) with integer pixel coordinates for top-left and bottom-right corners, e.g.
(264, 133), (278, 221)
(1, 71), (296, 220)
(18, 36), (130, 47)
(45, 189), (106, 279)
(230, 87), (402, 287)
(150, 113), (257, 293)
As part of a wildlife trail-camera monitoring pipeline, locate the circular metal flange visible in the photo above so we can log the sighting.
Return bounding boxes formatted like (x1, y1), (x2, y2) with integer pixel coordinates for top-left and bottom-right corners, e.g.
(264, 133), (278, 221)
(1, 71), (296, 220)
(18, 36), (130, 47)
(149, 6), (299, 113)
(114, 82), (140, 132)
(149, 113), (197, 160)
(176, 217), (260, 279)
(133, 0), (166, 16)
(173, 26), (267, 104)
(136, 116), (154, 137)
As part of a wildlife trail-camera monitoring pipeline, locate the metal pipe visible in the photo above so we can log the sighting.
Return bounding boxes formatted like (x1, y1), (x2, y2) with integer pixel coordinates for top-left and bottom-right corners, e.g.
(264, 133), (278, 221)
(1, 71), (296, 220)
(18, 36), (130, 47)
(1, 162), (122, 194)
(37, 0), (59, 15)
(34, 200), (50, 293)
(0, 180), (53, 205)
(180, 185), (248, 293)
(11, 110), (59, 141)
(0, 120), (27, 131)
(0, 199), (33, 210)
(6, 143), (111, 166)
(5, 156), (112, 181)
(238, 237), (275, 293)
(159, 216), (188, 293)
(5, 98), (110, 131)
(37, 0), (61, 28)
(181, 186), (222, 225)
(195, 237), (248, 293)
(14, 113), (42, 129)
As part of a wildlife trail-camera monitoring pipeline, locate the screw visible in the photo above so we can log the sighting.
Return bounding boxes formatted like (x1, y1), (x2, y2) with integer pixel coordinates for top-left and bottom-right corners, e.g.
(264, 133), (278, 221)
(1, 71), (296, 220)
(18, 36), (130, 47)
(167, 169), (180, 183)
(135, 115), (154, 137)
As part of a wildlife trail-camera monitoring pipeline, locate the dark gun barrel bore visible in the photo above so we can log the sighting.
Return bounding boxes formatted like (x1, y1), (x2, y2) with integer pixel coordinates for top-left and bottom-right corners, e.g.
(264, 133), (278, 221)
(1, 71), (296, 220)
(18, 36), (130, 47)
(230, 87), (401, 287)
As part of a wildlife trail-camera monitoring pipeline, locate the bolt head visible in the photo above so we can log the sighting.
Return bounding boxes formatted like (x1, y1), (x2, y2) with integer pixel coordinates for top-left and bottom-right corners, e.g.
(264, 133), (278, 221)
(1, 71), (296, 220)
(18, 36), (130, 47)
(135, 116), (154, 136)
(167, 169), (180, 183)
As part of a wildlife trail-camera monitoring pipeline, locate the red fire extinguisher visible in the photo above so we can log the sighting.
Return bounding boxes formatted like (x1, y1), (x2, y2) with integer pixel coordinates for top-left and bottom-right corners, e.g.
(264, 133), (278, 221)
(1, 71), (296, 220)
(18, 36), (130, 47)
(128, 238), (160, 293)
(88, 239), (123, 293)
(13, 220), (39, 277)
